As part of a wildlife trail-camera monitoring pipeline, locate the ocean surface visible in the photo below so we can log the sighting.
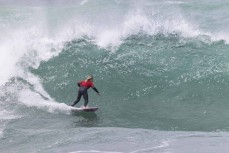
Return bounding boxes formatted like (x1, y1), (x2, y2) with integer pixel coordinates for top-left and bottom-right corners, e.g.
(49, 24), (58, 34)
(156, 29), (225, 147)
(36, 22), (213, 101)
(1, 0), (229, 152)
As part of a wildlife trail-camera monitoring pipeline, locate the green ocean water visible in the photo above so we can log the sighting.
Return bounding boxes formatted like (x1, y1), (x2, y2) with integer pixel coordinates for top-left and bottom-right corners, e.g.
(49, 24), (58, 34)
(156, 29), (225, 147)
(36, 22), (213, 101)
(1, 0), (229, 152)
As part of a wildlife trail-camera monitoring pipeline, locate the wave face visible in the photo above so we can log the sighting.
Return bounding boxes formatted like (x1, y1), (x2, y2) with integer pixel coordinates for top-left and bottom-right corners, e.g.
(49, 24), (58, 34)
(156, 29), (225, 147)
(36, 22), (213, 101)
(1, 0), (229, 133)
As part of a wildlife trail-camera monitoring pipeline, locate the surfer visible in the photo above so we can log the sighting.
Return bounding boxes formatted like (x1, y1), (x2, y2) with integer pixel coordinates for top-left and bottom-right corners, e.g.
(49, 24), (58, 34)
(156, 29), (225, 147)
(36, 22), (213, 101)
(71, 75), (100, 107)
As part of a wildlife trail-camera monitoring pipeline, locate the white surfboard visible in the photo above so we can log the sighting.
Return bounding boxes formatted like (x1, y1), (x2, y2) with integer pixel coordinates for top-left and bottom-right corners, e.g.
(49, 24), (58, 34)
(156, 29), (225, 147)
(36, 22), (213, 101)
(70, 106), (98, 112)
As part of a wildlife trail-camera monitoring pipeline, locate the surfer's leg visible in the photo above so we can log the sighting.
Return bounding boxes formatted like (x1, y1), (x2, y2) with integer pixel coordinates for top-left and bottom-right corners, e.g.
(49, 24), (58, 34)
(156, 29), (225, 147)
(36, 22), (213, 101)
(71, 92), (82, 106)
(83, 92), (89, 107)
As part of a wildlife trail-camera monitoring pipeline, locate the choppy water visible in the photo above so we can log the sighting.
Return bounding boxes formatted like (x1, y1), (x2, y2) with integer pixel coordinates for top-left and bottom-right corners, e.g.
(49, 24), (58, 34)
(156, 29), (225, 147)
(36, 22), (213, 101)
(1, 0), (229, 152)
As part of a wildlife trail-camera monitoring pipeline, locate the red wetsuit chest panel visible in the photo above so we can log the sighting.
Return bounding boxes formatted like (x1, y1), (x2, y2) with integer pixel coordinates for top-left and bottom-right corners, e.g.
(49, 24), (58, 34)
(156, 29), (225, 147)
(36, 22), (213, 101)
(80, 80), (94, 88)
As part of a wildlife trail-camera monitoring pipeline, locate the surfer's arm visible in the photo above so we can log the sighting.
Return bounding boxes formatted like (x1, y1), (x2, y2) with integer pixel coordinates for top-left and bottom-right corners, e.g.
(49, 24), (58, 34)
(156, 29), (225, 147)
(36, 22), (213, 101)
(92, 86), (100, 94)
(77, 82), (81, 87)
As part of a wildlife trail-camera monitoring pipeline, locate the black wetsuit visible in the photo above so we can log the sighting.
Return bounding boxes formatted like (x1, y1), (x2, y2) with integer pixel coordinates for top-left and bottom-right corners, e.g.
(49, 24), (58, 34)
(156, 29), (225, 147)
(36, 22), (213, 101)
(71, 82), (99, 107)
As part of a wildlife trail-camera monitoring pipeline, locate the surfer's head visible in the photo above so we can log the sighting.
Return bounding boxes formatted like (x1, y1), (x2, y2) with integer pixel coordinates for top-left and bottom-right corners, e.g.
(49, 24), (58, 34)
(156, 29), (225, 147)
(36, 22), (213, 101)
(86, 75), (93, 81)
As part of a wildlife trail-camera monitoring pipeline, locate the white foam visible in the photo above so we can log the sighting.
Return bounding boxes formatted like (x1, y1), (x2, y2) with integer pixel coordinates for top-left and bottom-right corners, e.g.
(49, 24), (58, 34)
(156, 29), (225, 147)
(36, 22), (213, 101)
(95, 29), (123, 49)
(18, 87), (71, 114)
(165, 1), (186, 4)
(0, 110), (19, 120)
(0, 26), (65, 85)
(0, 38), (27, 85)
(92, 7), (201, 49)
(80, 0), (88, 5)
(210, 32), (229, 44)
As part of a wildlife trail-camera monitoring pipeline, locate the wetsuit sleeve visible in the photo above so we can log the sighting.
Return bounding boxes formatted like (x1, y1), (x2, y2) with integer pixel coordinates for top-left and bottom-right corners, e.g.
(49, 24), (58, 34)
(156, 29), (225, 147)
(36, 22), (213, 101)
(77, 81), (82, 87)
(92, 87), (99, 93)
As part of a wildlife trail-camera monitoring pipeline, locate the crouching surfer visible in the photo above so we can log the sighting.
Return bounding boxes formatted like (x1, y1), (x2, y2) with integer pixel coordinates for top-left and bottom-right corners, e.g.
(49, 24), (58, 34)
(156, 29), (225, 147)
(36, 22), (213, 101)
(71, 75), (100, 108)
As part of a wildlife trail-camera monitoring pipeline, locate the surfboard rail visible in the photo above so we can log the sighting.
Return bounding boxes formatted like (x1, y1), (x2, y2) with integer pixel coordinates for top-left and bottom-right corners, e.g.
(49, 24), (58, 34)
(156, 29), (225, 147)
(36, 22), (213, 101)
(70, 107), (98, 112)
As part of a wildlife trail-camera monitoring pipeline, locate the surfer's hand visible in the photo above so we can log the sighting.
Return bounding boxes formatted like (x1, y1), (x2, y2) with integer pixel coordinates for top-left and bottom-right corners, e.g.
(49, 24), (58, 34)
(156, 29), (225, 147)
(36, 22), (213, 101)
(97, 93), (100, 96)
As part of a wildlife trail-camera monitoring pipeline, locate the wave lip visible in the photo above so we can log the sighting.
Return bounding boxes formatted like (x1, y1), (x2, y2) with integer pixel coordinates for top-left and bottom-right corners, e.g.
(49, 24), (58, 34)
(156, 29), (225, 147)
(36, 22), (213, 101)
(0, 0), (227, 87)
